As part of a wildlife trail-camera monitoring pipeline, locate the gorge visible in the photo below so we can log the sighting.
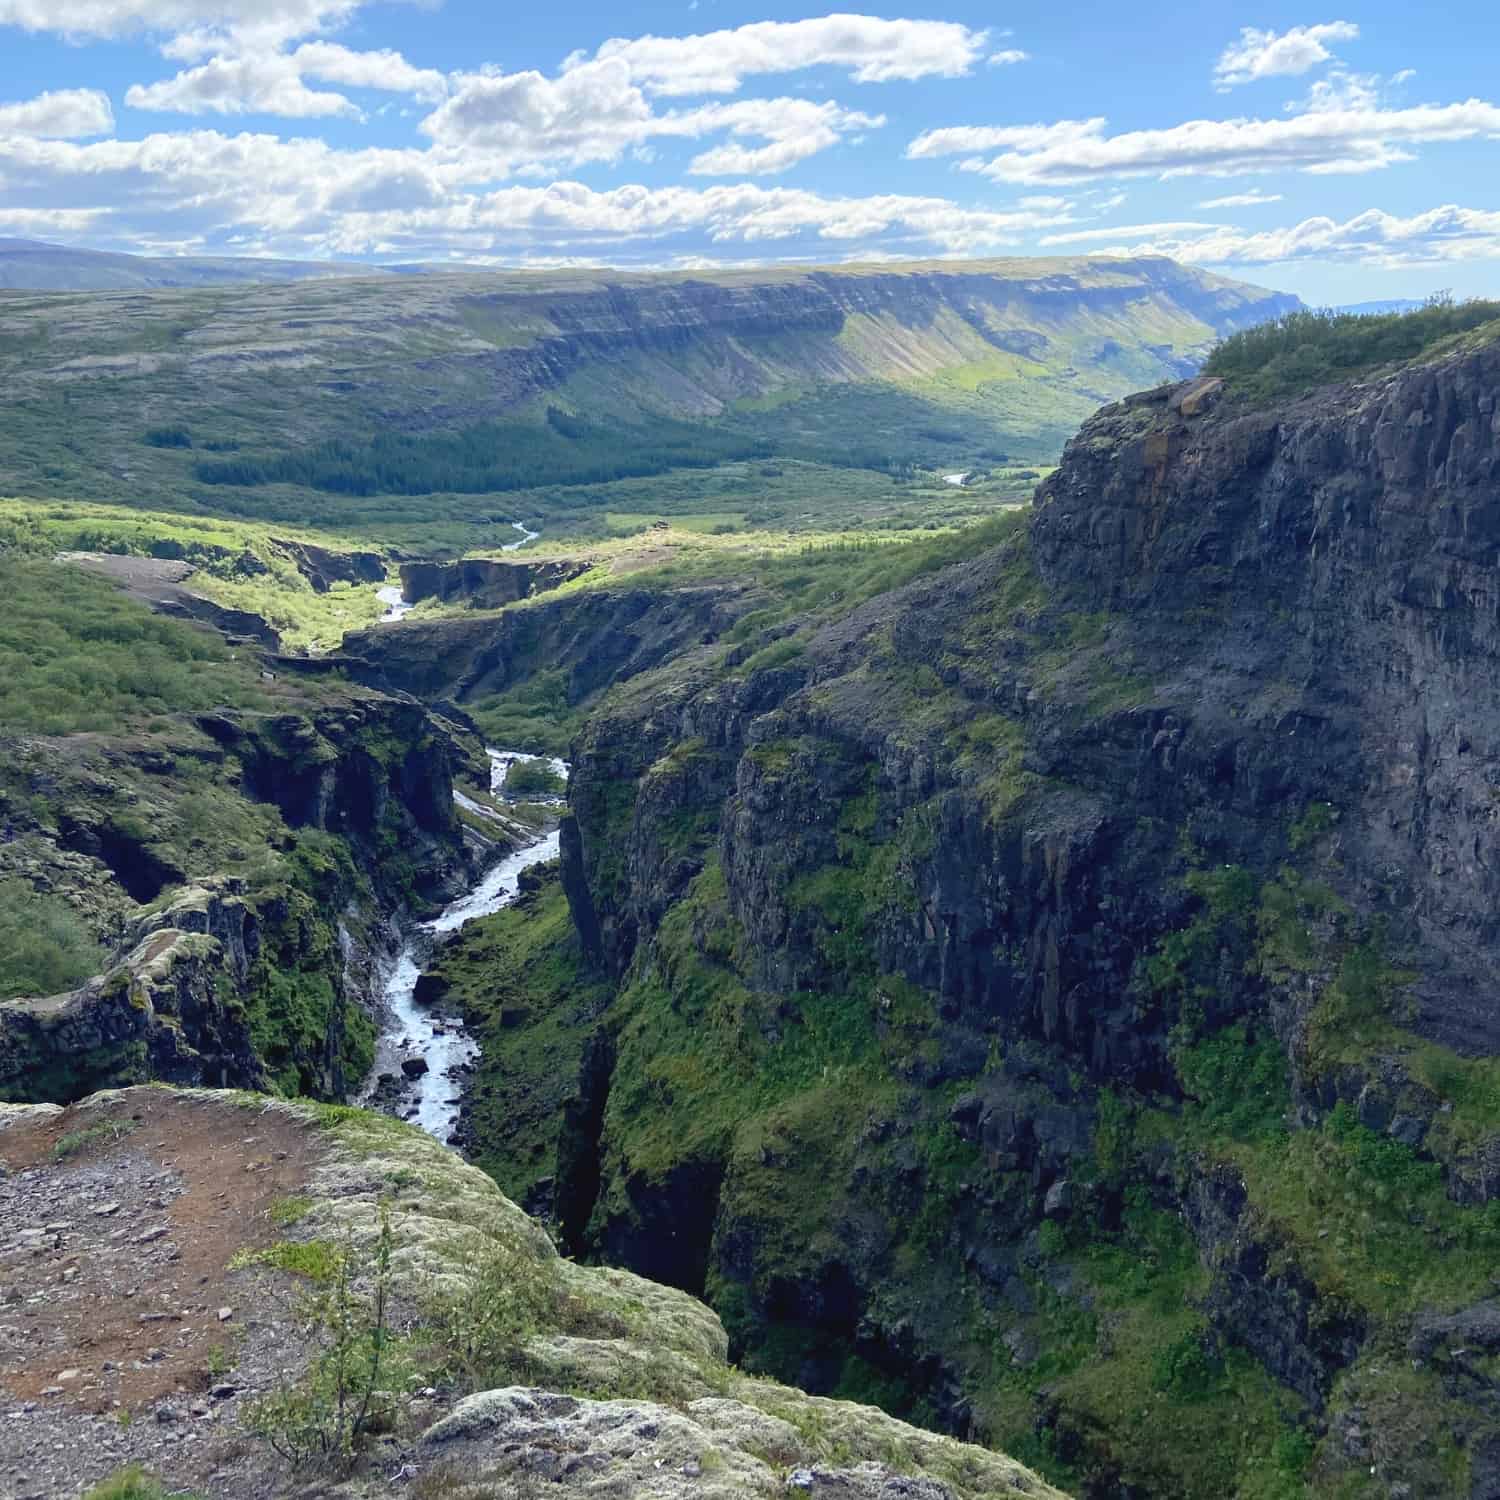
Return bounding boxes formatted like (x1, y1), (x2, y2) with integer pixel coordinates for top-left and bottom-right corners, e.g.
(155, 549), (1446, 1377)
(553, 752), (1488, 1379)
(5, 284), (1500, 1500)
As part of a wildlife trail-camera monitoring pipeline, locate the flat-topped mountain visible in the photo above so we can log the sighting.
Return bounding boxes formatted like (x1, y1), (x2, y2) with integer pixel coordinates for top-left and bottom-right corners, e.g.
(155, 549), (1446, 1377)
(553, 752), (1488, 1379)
(0, 255), (1296, 534)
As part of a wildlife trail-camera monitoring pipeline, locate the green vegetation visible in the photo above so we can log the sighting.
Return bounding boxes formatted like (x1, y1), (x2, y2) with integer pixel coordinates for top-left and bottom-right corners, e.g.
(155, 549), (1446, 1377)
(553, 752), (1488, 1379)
(0, 877), (106, 998)
(243, 1211), (399, 1469)
(420, 871), (610, 1207)
(231, 1238), (345, 1283)
(0, 555), (268, 734)
(81, 1469), (202, 1500)
(1206, 296), (1500, 401)
(501, 759), (566, 797)
(51, 1117), (137, 1160)
(196, 409), (772, 497)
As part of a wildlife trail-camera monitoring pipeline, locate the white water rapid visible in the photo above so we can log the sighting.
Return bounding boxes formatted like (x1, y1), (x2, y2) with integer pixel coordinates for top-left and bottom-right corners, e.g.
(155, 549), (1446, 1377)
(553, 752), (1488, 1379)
(365, 750), (564, 1143)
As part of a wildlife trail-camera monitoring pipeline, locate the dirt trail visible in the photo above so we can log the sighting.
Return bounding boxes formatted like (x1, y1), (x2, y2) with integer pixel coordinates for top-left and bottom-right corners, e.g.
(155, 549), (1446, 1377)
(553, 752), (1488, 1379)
(0, 1090), (323, 1498)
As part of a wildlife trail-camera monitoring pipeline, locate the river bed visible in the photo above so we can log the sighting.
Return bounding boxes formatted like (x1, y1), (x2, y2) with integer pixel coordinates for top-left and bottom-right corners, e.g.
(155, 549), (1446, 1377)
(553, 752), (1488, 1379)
(363, 749), (564, 1142)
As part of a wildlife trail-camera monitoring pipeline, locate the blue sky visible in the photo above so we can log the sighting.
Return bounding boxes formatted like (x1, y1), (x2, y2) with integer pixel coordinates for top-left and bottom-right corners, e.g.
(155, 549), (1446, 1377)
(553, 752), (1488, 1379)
(1, 1), (1497, 302)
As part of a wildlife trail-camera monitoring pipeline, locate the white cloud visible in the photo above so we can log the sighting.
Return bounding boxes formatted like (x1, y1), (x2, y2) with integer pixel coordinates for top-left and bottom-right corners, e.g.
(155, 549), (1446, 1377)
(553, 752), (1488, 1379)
(988, 49), (1028, 67)
(126, 52), (360, 116)
(1213, 21), (1359, 90)
(907, 118), (1106, 159)
(0, 128), (1077, 259)
(1199, 190), (1283, 207)
(126, 38), (447, 118)
(1039, 220), (1220, 246)
(291, 43), (447, 104)
(1083, 205), (1500, 269)
(589, 15), (990, 95)
(682, 100), (883, 176)
(0, 0), (361, 44)
(419, 62), (880, 176)
(0, 88), (115, 138)
(910, 100), (1500, 183)
(0, 205), (108, 232)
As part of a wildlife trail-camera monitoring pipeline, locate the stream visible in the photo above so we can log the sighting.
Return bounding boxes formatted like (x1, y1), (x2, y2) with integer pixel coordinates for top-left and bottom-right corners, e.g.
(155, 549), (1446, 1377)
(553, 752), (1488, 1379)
(375, 520), (538, 625)
(364, 750), (564, 1141)
(364, 523), (554, 1144)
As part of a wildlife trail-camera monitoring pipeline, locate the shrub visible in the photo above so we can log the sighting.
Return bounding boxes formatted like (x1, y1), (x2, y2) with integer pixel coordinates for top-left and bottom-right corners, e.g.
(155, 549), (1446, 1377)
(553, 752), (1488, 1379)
(421, 1235), (556, 1391)
(1205, 296), (1500, 401)
(241, 1208), (402, 1470)
(502, 759), (566, 798)
(0, 878), (106, 999)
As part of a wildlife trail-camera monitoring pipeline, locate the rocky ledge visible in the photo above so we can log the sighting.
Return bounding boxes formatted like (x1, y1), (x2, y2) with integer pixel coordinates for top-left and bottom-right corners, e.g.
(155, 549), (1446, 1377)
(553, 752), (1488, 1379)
(0, 1087), (1063, 1500)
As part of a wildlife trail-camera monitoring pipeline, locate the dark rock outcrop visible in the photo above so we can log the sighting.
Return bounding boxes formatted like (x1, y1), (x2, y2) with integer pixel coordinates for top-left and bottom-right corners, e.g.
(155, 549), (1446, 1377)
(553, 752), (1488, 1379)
(270, 537), (386, 592)
(343, 581), (761, 709)
(398, 556), (591, 608)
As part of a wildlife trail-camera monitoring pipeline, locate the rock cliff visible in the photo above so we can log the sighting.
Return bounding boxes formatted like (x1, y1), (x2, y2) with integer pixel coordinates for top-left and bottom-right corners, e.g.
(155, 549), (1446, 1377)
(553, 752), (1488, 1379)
(0, 688), (477, 1107)
(464, 327), (1500, 1496)
(0, 256), (1297, 512)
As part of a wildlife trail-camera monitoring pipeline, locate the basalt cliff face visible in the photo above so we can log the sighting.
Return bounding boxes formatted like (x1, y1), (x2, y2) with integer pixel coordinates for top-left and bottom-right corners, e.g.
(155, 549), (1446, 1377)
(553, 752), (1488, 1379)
(461, 335), (1500, 1497)
(0, 689), (478, 1107)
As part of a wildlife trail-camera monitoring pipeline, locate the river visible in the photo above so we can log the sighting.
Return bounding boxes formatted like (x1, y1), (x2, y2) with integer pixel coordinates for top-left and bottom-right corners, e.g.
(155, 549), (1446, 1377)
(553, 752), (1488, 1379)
(364, 528), (555, 1144)
(363, 748), (563, 1142)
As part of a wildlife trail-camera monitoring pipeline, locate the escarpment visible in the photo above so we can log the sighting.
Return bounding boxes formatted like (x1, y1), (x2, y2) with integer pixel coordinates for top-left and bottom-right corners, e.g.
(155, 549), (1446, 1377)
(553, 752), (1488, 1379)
(461, 329), (1500, 1496)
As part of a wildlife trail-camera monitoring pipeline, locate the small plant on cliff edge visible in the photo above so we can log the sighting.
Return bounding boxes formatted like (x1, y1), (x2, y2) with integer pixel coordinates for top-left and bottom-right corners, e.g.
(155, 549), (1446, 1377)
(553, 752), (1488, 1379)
(420, 1234), (556, 1392)
(242, 1205), (404, 1469)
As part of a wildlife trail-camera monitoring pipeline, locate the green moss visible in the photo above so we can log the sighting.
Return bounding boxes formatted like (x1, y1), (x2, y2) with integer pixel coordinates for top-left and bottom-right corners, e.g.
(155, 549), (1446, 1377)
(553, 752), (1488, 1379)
(418, 870), (610, 1207)
(0, 877), (106, 1000)
(230, 1239), (344, 1282)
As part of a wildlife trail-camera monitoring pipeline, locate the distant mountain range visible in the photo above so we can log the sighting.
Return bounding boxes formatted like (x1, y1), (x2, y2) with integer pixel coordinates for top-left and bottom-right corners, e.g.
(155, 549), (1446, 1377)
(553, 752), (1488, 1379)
(0, 237), (436, 291)
(1329, 298), (1427, 316)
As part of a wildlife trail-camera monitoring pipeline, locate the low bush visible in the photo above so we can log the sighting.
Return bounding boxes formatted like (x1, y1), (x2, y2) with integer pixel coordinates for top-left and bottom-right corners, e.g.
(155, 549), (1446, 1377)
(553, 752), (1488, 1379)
(1205, 296), (1500, 401)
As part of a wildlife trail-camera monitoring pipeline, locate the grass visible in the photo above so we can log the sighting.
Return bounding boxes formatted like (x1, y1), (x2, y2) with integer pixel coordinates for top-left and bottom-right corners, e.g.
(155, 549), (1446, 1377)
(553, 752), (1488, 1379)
(0, 555), (271, 734)
(230, 1239), (344, 1282)
(0, 876), (107, 999)
(52, 1117), (136, 1160)
(81, 1469), (203, 1500)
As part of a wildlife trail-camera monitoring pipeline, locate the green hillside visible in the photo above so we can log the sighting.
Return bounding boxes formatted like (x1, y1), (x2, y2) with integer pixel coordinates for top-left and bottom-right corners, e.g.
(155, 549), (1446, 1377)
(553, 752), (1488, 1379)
(0, 256), (1295, 550)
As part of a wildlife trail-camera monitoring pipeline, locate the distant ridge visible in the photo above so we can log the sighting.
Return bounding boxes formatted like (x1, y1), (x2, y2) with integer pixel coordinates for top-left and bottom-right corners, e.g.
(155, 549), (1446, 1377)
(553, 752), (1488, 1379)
(0, 237), (415, 291)
(1329, 298), (1427, 316)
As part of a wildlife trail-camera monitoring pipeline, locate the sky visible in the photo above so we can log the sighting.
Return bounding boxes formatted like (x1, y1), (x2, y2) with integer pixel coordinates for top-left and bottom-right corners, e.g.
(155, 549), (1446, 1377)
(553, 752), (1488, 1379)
(1, 2), (1498, 303)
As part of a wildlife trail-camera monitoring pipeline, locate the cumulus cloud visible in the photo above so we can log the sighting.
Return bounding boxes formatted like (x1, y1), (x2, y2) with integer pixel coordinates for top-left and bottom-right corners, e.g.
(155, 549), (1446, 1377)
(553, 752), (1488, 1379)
(588, 15), (990, 95)
(988, 49), (1028, 67)
(0, 88), (115, 138)
(1199, 189), (1283, 207)
(126, 52), (360, 116)
(909, 100), (1500, 183)
(1213, 21), (1359, 90)
(0, 127), (1077, 259)
(419, 61), (879, 176)
(1084, 205), (1500, 269)
(0, 0), (361, 43)
(290, 43), (447, 104)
